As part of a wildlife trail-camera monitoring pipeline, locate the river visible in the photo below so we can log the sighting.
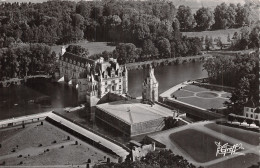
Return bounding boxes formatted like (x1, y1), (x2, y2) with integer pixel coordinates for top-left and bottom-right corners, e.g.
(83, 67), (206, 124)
(0, 62), (207, 120)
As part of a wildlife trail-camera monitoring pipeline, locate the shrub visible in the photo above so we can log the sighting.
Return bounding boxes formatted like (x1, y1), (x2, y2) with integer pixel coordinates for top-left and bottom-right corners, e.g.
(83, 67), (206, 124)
(228, 114), (235, 123)
(52, 140), (56, 144)
(235, 116), (245, 125)
(254, 120), (260, 127)
(38, 144), (42, 147)
(67, 136), (70, 140)
(245, 118), (254, 127)
(75, 141), (78, 145)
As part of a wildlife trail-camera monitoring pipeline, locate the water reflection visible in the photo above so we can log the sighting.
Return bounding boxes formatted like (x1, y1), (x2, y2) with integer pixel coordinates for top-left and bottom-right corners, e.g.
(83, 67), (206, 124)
(0, 62), (207, 120)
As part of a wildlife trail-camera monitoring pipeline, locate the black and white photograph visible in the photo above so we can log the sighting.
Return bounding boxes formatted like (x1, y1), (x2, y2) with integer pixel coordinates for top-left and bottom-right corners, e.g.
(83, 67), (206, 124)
(0, 0), (259, 167)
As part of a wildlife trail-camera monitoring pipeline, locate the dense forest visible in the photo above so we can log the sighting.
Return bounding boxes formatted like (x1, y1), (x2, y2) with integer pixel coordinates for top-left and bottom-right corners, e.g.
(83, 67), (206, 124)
(0, 0), (257, 46)
(0, 0), (259, 80)
(203, 51), (259, 114)
(0, 43), (56, 80)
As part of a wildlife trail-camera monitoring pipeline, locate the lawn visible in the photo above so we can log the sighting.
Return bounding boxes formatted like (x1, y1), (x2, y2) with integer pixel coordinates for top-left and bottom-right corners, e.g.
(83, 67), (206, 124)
(182, 28), (240, 44)
(183, 85), (211, 92)
(204, 123), (260, 146)
(169, 129), (233, 163)
(221, 93), (231, 99)
(196, 92), (218, 98)
(172, 84), (230, 109)
(0, 121), (68, 157)
(177, 97), (227, 109)
(51, 41), (116, 57)
(0, 121), (117, 166)
(172, 90), (194, 98)
(207, 153), (260, 168)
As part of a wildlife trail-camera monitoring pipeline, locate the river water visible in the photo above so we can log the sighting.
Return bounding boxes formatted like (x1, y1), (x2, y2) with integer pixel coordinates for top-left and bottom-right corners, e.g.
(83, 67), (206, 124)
(0, 62), (207, 120)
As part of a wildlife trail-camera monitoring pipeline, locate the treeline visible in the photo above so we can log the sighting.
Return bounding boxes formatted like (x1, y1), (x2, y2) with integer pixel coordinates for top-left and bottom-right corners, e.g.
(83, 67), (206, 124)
(89, 36), (202, 65)
(0, 0), (203, 56)
(203, 52), (258, 114)
(177, 2), (257, 31)
(0, 43), (56, 80)
(0, 1), (257, 47)
(230, 24), (260, 50)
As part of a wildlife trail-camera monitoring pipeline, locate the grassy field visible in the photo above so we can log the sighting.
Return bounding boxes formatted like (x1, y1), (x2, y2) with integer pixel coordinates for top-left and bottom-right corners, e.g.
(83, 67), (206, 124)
(182, 28), (240, 44)
(0, 121), (116, 166)
(51, 41), (116, 57)
(204, 123), (260, 145)
(172, 84), (231, 110)
(172, 90), (194, 97)
(169, 129), (232, 163)
(207, 153), (259, 168)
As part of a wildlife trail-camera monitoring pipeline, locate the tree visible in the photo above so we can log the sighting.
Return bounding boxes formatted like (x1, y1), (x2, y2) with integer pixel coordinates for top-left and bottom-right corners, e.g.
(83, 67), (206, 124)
(194, 7), (215, 31)
(142, 39), (158, 59)
(227, 33), (231, 42)
(205, 35), (213, 51)
(213, 3), (236, 29)
(236, 4), (253, 27)
(176, 5), (195, 31)
(249, 25), (260, 48)
(156, 37), (171, 58)
(66, 45), (89, 56)
(132, 23), (150, 46)
(228, 114), (235, 123)
(216, 37), (223, 50)
(113, 43), (137, 64)
(245, 118), (254, 127)
(236, 116), (245, 125)
(254, 119), (260, 127)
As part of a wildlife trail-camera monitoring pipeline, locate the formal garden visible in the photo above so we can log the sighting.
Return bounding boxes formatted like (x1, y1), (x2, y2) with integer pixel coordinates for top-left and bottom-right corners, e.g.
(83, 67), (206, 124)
(171, 84), (231, 110)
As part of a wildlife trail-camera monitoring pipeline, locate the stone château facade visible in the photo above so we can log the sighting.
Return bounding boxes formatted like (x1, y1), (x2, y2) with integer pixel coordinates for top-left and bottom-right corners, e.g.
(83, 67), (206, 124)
(59, 46), (128, 116)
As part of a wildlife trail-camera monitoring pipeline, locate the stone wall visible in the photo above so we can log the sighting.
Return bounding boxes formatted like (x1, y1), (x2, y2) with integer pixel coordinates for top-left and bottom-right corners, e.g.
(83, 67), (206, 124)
(95, 107), (131, 136)
(162, 98), (223, 120)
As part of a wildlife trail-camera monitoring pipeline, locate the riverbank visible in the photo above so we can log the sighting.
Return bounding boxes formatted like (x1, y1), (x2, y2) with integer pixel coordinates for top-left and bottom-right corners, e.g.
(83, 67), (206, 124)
(126, 54), (211, 70)
(0, 75), (52, 88)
